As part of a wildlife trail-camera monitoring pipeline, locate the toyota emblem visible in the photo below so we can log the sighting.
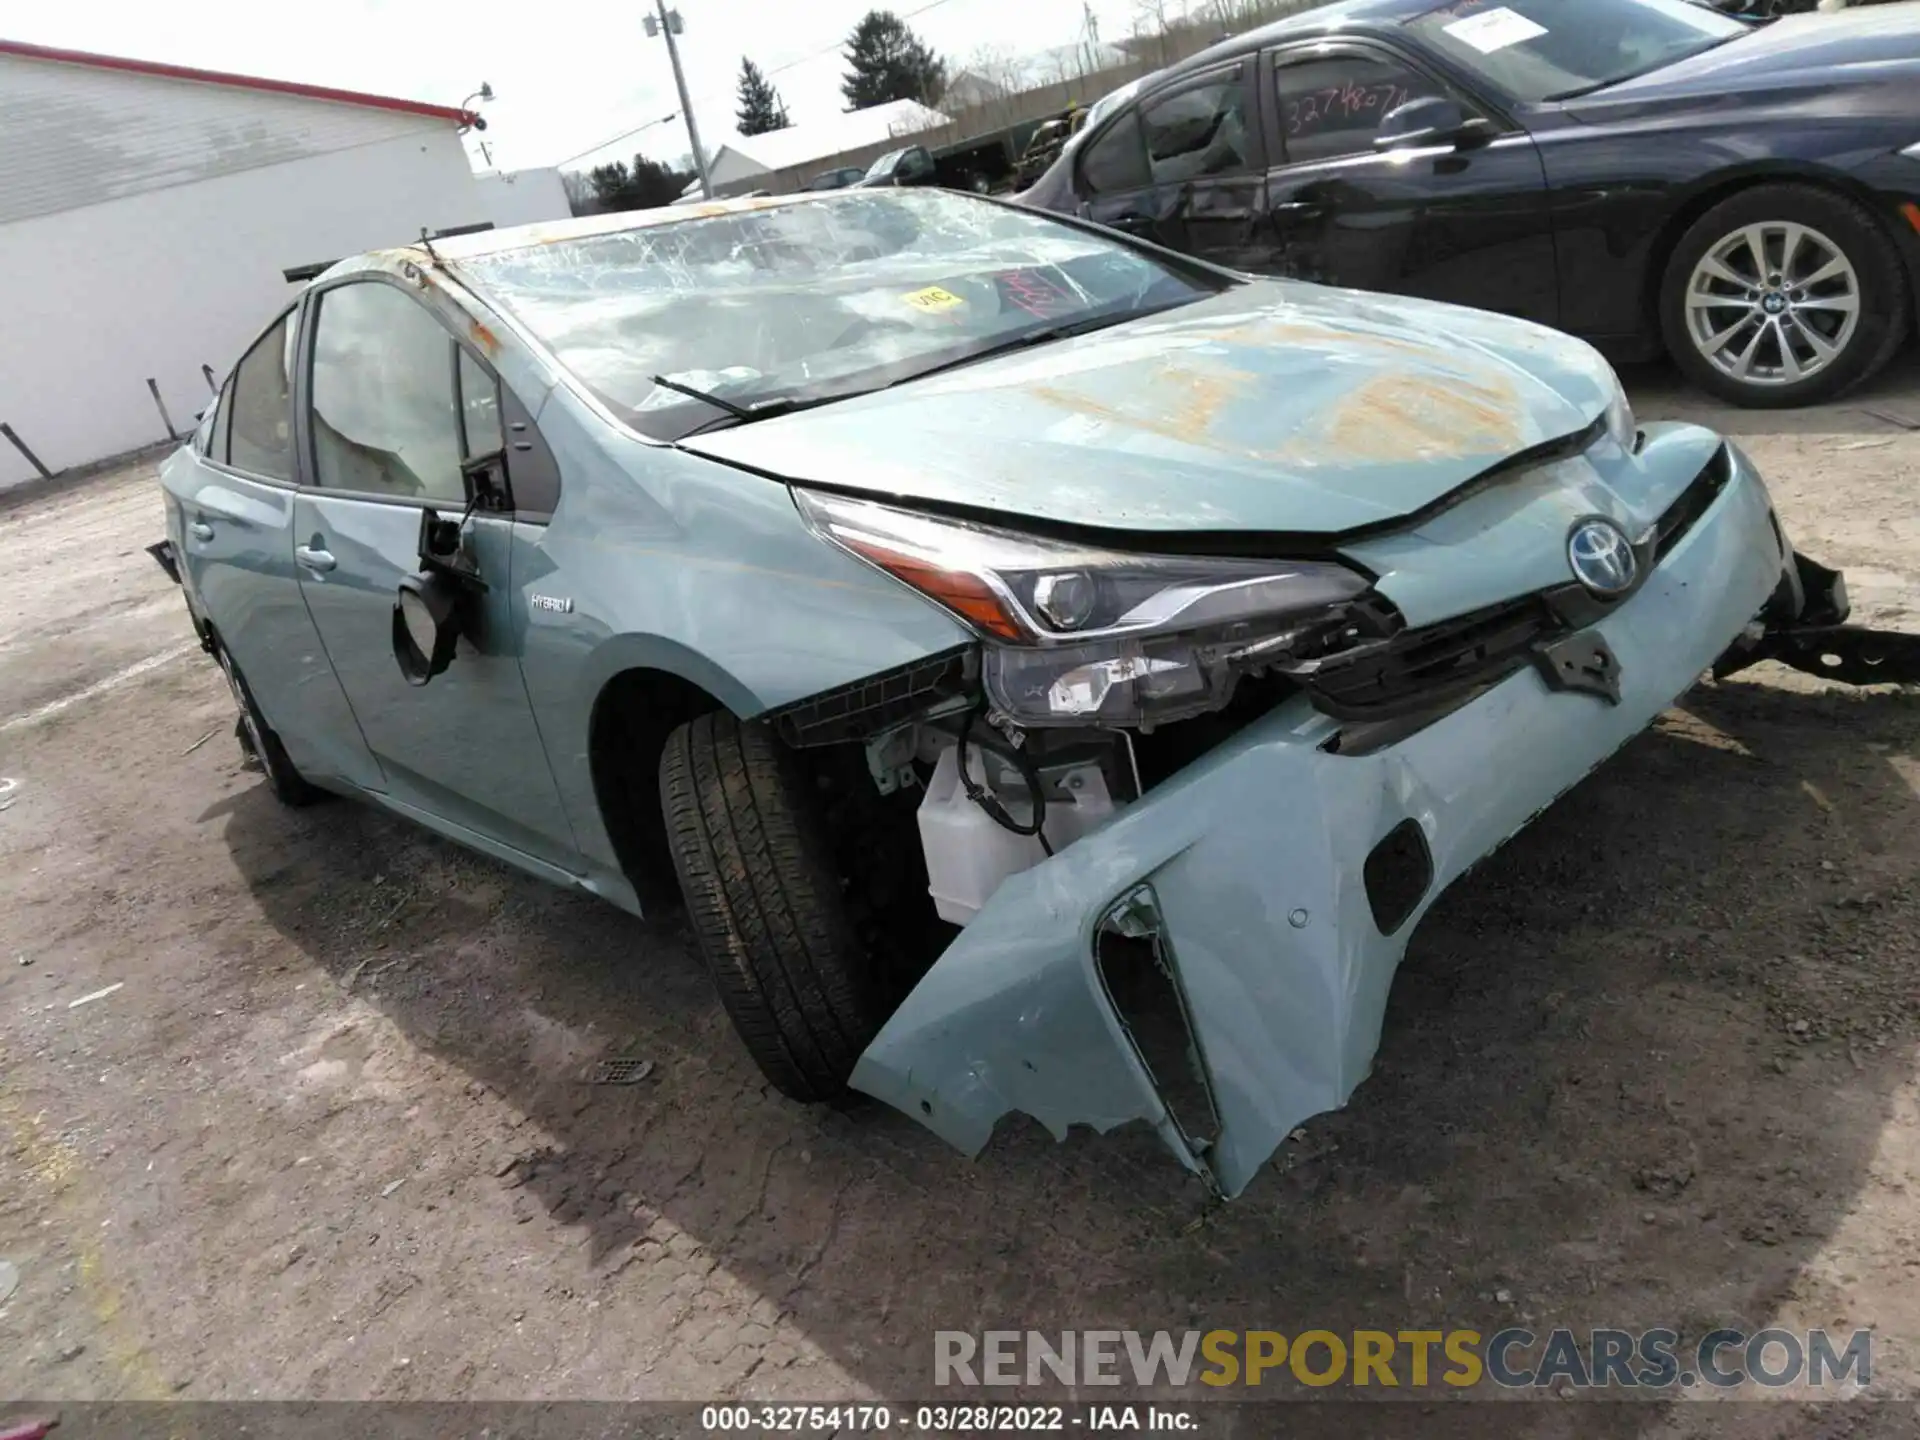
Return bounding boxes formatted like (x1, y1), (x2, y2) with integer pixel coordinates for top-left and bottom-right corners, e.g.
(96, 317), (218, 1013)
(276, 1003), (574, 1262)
(1567, 518), (1638, 597)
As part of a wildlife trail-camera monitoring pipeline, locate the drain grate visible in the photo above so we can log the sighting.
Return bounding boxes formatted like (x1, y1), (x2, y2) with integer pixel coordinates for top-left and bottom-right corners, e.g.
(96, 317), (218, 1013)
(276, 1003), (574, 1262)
(585, 1057), (655, 1085)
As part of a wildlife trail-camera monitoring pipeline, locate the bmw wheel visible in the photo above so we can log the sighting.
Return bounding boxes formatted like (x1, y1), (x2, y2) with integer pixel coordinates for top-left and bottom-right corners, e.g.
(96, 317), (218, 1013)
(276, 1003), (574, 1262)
(1660, 184), (1908, 409)
(215, 646), (323, 807)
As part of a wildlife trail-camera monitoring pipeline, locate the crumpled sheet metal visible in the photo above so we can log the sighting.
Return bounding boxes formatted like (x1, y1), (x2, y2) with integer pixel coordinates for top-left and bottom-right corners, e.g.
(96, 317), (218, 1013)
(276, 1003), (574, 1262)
(852, 447), (1785, 1196)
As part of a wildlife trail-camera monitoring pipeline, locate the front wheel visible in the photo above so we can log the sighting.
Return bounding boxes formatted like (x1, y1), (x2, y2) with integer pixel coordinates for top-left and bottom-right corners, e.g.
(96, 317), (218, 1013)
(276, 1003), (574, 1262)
(659, 711), (884, 1101)
(1659, 184), (1909, 408)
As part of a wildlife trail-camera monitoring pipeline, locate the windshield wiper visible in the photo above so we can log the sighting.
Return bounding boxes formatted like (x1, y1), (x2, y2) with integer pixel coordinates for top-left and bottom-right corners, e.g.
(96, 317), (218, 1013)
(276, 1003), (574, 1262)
(670, 384), (875, 439)
(891, 301), (1188, 388)
(668, 300), (1190, 439)
(650, 374), (753, 419)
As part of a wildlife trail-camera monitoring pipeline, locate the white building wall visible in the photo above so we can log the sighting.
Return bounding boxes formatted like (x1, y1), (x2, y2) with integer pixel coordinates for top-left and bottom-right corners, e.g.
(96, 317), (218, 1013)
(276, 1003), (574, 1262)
(0, 125), (488, 487)
(472, 167), (573, 229)
(0, 52), (445, 224)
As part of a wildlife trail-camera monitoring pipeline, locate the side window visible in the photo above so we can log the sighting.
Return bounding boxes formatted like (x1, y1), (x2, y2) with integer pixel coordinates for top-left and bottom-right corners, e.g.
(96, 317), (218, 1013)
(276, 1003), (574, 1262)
(1141, 75), (1253, 185)
(1077, 113), (1150, 196)
(457, 349), (503, 459)
(1274, 53), (1445, 166)
(309, 282), (466, 504)
(225, 311), (296, 481)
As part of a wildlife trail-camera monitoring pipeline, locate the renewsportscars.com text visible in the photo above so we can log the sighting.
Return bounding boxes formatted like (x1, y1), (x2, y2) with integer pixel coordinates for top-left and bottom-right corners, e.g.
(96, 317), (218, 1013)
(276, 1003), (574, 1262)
(934, 1327), (1872, 1391)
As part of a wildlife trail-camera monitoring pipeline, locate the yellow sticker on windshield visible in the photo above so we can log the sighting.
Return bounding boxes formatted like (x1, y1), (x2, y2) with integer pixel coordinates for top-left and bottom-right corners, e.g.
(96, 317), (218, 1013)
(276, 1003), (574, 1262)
(902, 285), (964, 312)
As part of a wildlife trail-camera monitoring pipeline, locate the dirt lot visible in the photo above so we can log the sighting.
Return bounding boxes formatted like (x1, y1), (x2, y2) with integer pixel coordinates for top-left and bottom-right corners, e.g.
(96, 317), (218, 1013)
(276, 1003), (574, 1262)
(5, 360), (1920, 1430)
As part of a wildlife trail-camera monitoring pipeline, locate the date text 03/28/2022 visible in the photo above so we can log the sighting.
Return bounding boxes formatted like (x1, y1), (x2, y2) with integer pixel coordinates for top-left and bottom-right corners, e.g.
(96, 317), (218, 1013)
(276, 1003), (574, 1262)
(699, 1405), (1193, 1432)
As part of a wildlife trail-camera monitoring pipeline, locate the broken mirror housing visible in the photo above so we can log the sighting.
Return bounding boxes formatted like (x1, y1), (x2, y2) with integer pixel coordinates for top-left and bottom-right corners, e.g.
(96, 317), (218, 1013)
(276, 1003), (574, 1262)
(793, 488), (1372, 726)
(390, 506), (485, 686)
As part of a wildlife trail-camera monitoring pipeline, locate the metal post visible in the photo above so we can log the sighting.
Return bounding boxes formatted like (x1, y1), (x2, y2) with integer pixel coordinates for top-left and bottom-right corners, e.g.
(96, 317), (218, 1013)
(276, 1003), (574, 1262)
(656, 0), (713, 200)
(0, 423), (55, 481)
(146, 378), (178, 440)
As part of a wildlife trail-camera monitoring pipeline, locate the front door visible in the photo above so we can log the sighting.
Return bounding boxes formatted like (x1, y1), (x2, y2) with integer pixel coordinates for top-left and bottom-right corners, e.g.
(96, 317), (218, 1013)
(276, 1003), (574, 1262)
(290, 276), (577, 866)
(1262, 43), (1558, 325)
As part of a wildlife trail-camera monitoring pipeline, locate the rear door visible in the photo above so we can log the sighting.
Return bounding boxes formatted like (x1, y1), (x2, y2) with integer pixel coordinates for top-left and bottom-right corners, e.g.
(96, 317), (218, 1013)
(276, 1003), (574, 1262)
(290, 274), (578, 866)
(1261, 40), (1558, 324)
(165, 307), (379, 790)
(1074, 61), (1268, 270)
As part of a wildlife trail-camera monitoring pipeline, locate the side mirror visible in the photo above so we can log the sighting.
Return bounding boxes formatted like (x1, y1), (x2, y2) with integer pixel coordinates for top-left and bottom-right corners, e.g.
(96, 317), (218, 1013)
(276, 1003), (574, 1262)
(390, 506), (485, 686)
(1374, 96), (1485, 151)
(393, 573), (465, 685)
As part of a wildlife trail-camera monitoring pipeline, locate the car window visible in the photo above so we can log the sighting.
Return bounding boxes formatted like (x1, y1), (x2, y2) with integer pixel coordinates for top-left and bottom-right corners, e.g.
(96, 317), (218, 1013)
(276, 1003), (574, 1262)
(1404, 0), (1743, 103)
(458, 189), (1228, 442)
(225, 311), (296, 481)
(1141, 75), (1253, 185)
(1078, 113), (1151, 195)
(1274, 53), (1446, 165)
(457, 348), (504, 459)
(308, 281), (466, 504)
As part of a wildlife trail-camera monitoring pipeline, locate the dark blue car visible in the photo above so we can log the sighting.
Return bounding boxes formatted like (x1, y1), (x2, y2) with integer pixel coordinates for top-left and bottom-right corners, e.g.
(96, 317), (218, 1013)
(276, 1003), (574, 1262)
(1021, 0), (1920, 407)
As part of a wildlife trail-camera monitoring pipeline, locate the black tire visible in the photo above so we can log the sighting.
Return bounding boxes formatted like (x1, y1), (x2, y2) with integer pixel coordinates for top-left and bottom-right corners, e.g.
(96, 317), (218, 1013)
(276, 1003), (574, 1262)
(1660, 183), (1909, 409)
(216, 646), (323, 807)
(659, 711), (883, 1101)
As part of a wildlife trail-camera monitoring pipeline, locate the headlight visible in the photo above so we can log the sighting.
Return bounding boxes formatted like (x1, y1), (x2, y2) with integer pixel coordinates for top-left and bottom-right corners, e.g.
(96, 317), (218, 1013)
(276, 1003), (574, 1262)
(1602, 369), (1637, 454)
(794, 490), (1372, 728)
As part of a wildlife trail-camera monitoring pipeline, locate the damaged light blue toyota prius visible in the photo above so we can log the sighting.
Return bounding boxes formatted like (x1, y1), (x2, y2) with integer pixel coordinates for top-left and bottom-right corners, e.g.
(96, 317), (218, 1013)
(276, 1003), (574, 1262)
(151, 190), (1920, 1196)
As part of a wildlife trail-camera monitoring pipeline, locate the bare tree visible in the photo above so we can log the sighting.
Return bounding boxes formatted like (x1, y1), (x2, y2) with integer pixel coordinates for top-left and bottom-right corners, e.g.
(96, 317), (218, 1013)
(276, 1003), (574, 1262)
(559, 169), (597, 216)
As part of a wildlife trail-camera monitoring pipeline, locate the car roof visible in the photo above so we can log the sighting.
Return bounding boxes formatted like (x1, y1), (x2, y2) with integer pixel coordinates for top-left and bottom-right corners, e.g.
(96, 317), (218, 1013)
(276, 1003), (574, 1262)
(1154, 0), (1434, 84)
(383, 191), (836, 267)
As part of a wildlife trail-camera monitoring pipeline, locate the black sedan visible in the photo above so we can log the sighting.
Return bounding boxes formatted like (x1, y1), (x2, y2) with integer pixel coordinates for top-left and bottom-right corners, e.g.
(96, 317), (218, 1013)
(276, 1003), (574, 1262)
(1020, 0), (1920, 407)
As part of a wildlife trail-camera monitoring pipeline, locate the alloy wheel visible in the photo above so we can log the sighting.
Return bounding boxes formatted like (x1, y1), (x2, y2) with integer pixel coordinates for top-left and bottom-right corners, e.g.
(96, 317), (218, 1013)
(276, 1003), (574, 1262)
(1683, 221), (1861, 388)
(219, 652), (266, 770)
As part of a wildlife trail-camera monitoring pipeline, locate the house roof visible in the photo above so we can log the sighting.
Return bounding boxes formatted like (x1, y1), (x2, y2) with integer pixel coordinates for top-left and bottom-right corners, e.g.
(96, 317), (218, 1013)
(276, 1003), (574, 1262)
(717, 99), (950, 177)
(0, 38), (478, 125)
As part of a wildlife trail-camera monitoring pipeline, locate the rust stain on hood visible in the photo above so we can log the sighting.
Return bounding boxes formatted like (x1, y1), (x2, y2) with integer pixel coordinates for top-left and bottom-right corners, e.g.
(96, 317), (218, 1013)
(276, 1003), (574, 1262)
(1028, 359), (1257, 452)
(1308, 370), (1529, 465)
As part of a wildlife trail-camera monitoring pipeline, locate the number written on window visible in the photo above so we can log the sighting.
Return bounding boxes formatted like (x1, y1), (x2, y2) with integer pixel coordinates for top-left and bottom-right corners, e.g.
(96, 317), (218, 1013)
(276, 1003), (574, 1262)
(1275, 55), (1441, 164)
(1286, 79), (1417, 138)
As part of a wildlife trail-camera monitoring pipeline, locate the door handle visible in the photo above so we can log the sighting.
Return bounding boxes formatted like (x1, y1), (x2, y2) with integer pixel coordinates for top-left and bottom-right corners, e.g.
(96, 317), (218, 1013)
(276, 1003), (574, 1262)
(189, 521), (215, 542)
(295, 545), (336, 574)
(1270, 201), (1325, 217)
(1110, 213), (1153, 234)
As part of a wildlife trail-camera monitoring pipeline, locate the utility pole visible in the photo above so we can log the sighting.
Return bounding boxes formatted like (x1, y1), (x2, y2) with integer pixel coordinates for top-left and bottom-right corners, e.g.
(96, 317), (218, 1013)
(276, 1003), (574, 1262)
(645, 0), (713, 199)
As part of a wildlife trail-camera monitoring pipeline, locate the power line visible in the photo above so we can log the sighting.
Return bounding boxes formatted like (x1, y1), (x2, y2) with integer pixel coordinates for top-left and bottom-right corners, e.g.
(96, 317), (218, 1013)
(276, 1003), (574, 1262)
(553, 0), (961, 168)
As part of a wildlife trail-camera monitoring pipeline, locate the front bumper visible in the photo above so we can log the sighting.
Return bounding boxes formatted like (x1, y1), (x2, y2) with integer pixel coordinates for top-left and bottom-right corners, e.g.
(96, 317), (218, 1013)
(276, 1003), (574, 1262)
(850, 440), (1795, 1196)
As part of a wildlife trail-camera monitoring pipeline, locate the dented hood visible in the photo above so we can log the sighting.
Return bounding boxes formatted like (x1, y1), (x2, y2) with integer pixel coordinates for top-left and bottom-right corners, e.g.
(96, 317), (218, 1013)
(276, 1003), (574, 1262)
(678, 281), (1619, 535)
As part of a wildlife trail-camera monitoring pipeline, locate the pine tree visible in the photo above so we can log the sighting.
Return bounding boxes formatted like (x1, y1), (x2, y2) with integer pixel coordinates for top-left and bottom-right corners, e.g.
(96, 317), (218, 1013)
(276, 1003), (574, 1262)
(840, 10), (947, 110)
(585, 153), (696, 212)
(735, 58), (791, 136)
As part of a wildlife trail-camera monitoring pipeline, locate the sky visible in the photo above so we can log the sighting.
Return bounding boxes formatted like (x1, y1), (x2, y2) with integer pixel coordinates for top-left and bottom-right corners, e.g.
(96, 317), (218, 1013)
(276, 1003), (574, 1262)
(8, 0), (1163, 174)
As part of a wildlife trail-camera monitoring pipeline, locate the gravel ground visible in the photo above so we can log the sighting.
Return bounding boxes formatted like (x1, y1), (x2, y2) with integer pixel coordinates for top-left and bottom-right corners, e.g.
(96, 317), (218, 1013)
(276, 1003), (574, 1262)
(4, 359), (1920, 1432)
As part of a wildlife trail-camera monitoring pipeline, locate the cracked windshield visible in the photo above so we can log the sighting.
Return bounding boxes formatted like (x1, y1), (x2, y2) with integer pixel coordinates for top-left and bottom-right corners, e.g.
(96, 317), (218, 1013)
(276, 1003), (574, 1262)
(457, 190), (1220, 438)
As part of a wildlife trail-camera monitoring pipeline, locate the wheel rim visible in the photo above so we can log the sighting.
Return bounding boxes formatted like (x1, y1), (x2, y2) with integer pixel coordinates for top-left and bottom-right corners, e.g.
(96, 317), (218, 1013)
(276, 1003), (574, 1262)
(219, 653), (267, 765)
(1683, 220), (1861, 388)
